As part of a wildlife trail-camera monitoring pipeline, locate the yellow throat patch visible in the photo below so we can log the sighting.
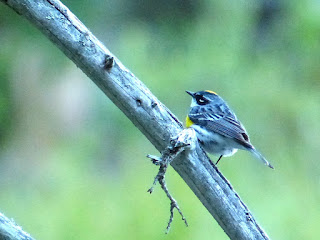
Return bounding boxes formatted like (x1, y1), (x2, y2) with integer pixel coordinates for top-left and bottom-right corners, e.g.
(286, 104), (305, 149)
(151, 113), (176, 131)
(186, 116), (194, 128)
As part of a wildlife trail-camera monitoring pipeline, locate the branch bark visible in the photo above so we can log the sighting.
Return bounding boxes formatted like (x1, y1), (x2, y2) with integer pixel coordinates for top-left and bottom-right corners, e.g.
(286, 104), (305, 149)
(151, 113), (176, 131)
(0, 212), (34, 240)
(1, 0), (271, 239)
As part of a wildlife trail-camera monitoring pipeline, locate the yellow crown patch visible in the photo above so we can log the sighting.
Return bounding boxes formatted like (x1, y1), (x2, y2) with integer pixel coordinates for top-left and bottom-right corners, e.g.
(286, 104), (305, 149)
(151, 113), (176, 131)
(205, 90), (217, 95)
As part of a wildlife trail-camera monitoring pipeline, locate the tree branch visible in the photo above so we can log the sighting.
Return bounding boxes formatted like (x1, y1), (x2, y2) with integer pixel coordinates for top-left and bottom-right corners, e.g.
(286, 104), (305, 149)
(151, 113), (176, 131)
(1, 0), (270, 239)
(0, 212), (34, 240)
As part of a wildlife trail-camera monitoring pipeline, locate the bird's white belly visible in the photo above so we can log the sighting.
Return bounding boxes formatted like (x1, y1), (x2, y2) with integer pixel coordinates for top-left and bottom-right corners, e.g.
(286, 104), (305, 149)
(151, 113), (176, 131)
(191, 125), (239, 157)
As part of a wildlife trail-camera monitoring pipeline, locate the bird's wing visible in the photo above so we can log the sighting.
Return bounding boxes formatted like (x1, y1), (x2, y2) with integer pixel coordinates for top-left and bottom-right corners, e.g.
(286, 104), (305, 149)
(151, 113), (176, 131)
(189, 111), (253, 148)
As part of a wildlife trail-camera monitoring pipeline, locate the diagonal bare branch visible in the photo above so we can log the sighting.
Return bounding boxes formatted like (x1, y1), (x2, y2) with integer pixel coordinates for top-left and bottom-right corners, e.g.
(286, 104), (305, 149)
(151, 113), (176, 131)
(1, 0), (270, 239)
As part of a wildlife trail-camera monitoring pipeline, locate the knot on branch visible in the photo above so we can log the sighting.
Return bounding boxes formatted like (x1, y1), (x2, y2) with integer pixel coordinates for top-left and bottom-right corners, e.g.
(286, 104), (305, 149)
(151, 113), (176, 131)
(104, 55), (114, 69)
(147, 128), (197, 233)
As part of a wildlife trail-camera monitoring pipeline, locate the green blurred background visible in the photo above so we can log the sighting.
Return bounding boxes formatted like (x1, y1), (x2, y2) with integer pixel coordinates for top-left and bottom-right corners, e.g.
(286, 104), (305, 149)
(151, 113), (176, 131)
(0, 0), (319, 239)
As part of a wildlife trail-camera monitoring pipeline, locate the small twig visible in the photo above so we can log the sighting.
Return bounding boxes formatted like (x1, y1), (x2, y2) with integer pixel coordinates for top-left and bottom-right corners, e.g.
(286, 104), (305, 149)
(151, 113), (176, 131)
(147, 129), (196, 233)
(146, 154), (161, 166)
(147, 146), (185, 194)
(158, 173), (188, 233)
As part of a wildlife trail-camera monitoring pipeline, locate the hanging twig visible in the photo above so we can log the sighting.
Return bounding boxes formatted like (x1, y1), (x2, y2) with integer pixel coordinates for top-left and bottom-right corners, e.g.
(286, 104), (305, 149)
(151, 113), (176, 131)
(147, 129), (195, 232)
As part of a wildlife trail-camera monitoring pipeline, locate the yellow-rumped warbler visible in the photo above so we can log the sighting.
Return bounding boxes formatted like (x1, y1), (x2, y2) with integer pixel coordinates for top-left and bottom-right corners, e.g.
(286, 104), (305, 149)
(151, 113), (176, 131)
(186, 90), (274, 169)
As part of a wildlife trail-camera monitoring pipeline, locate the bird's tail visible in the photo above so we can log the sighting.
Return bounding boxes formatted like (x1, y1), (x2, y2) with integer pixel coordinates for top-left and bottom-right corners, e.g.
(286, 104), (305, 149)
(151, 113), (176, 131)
(250, 148), (274, 169)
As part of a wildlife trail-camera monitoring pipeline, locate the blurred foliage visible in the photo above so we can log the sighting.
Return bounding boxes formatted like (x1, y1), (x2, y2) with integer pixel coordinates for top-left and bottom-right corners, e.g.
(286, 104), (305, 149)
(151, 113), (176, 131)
(0, 0), (320, 239)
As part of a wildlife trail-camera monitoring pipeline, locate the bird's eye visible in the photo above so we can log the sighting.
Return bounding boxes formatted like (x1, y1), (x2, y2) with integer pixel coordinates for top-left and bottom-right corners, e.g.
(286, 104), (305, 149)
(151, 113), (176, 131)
(198, 98), (205, 103)
(196, 96), (208, 105)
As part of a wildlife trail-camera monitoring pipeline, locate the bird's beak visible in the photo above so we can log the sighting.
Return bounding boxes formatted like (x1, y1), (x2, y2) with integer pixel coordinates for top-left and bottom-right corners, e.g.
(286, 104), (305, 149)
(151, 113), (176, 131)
(186, 91), (195, 97)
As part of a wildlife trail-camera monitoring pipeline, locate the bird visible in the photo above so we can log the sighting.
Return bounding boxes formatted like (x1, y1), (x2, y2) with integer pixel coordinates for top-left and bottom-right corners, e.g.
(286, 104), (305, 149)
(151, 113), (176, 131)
(186, 90), (274, 169)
